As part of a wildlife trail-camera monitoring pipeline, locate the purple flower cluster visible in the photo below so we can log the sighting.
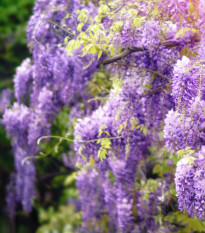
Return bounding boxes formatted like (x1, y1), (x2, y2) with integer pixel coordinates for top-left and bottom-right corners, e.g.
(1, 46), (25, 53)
(158, 0), (198, 29)
(3, 0), (99, 214)
(136, 189), (161, 232)
(164, 55), (205, 153)
(164, 109), (200, 152)
(172, 56), (205, 111)
(73, 0), (205, 230)
(109, 159), (135, 233)
(74, 73), (150, 165)
(76, 168), (105, 232)
(175, 148), (205, 219)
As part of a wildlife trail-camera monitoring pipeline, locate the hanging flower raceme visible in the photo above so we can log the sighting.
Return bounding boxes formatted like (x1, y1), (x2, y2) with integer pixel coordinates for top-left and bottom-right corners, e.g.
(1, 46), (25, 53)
(175, 148), (205, 220)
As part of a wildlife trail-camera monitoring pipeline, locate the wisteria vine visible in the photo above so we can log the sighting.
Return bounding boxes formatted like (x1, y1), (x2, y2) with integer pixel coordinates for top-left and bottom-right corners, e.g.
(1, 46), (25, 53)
(1, 0), (205, 232)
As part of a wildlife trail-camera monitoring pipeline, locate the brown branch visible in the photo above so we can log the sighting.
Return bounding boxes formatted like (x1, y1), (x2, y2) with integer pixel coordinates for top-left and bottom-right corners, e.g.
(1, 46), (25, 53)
(102, 46), (148, 66)
(102, 37), (200, 66)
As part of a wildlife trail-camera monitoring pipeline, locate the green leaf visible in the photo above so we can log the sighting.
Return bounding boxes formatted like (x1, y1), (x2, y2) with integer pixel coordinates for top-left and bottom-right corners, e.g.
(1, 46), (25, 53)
(98, 148), (107, 161)
(101, 138), (111, 149)
(64, 172), (77, 186)
(117, 124), (124, 134)
(142, 127), (148, 136)
(66, 40), (81, 56)
(78, 145), (86, 159)
(99, 124), (108, 131)
(77, 22), (84, 32)
(153, 164), (161, 175)
(78, 9), (89, 23)
(112, 21), (123, 32)
(76, 135), (82, 141)
(98, 50), (103, 60)
(133, 17), (143, 28)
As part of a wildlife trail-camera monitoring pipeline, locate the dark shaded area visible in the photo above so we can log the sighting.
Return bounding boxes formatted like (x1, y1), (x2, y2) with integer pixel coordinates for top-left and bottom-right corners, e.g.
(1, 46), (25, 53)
(0, 0), (37, 232)
(0, 0), (34, 86)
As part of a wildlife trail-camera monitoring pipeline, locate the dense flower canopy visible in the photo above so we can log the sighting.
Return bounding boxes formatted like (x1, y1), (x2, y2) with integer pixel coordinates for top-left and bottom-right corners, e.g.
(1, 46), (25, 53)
(2, 0), (205, 232)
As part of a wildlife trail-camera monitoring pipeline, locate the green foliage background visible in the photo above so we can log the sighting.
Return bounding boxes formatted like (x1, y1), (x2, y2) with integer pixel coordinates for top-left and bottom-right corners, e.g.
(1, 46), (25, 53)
(0, 0), (35, 232)
(0, 0), (34, 85)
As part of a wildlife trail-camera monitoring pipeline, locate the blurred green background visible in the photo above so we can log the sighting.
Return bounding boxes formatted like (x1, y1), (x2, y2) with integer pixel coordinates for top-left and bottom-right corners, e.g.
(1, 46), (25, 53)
(0, 0), (34, 87)
(0, 0), (35, 232)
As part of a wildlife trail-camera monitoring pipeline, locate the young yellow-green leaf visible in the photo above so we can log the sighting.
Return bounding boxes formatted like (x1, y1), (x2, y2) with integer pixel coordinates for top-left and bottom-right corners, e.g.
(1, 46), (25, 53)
(98, 131), (111, 137)
(77, 22), (84, 32)
(66, 39), (81, 56)
(98, 148), (107, 161)
(78, 145), (86, 159)
(118, 124), (124, 134)
(133, 17), (143, 28)
(90, 156), (95, 165)
(98, 50), (103, 60)
(76, 135), (82, 141)
(109, 45), (116, 56)
(97, 139), (102, 144)
(152, 7), (159, 16)
(99, 124), (107, 132)
(78, 9), (89, 23)
(78, 31), (90, 41)
(64, 172), (77, 186)
(101, 138), (111, 149)
(142, 127), (149, 136)
(183, 156), (196, 165)
(81, 44), (95, 56)
(177, 149), (186, 158)
(112, 21), (123, 32)
(176, 27), (187, 38)
(98, 4), (110, 15)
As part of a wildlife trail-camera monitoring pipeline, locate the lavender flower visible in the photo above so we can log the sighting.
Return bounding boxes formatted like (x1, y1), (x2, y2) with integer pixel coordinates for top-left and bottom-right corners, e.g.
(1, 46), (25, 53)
(172, 56), (203, 111)
(175, 153), (205, 220)
(0, 89), (13, 114)
(14, 58), (33, 103)
(76, 168), (105, 231)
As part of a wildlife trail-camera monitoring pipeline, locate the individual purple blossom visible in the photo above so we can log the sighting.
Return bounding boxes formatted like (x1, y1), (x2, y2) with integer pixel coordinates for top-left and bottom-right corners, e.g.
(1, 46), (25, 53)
(158, 0), (194, 28)
(12, 145), (36, 212)
(192, 148), (205, 220)
(109, 158), (135, 233)
(136, 189), (161, 232)
(164, 92), (205, 155)
(27, 112), (51, 155)
(76, 168), (105, 232)
(198, 0), (205, 29)
(172, 56), (203, 111)
(2, 103), (31, 147)
(175, 157), (196, 217)
(0, 89), (13, 114)
(175, 151), (205, 220)
(14, 58), (33, 103)
(102, 173), (118, 232)
(36, 87), (59, 119)
(21, 160), (36, 212)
